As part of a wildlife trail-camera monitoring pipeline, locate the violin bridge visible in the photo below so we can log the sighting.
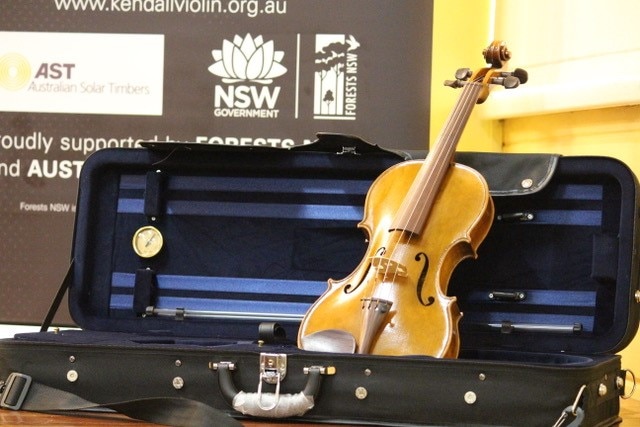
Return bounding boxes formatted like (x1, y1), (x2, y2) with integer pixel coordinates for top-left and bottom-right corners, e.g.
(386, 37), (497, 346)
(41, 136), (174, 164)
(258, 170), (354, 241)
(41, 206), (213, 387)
(370, 256), (408, 278)
(358, 298), (393, 354)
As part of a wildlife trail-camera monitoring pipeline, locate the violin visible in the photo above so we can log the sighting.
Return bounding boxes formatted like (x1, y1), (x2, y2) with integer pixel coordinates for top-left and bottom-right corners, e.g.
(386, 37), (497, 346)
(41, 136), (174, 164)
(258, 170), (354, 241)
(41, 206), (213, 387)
(298, 41), (527, 357)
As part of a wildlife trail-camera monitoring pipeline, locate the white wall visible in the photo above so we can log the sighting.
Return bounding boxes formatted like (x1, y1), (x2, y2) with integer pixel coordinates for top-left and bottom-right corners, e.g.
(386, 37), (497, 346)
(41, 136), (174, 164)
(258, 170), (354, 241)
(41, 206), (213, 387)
(0, 324), (41, 338)
(484, 0), (640, 119)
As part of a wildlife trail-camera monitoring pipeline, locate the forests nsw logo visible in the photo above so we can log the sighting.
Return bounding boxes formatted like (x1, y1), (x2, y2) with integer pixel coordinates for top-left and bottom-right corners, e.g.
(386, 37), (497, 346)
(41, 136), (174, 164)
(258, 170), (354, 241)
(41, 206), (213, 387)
(209, 34), (287, 118)
(314, 34), (360, 120)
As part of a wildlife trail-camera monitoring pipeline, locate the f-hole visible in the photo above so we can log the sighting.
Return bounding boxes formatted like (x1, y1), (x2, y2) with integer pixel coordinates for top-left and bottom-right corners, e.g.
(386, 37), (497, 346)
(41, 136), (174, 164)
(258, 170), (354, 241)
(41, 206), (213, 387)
(415, 252), (434, 306)
(344, 246), (386, 294)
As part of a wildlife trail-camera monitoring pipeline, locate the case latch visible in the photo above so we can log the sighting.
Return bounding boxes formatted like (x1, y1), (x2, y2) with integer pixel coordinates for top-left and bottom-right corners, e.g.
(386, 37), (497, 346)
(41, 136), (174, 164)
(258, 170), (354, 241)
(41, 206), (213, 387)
(257, 353), (287, 410)
(260, 353), (287, 385)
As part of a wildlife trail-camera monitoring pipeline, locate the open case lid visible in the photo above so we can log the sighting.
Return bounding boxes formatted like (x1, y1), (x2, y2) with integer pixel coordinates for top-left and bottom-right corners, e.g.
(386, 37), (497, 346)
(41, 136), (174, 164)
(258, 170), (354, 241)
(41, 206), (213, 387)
(65, 134), (640, 355)
(67, 134), (409, 341)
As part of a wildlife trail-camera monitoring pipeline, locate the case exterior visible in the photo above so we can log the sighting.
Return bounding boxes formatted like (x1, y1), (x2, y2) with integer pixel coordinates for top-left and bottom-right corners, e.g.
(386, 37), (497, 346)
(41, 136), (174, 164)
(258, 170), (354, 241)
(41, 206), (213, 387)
(0, 135), (638, 426)
(0, 337), (625, 426)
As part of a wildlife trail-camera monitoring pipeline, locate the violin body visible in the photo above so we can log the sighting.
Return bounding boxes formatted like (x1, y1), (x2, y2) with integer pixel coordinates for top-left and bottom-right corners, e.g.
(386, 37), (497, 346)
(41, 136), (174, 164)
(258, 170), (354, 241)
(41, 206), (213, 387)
(297, 160), (494, 357)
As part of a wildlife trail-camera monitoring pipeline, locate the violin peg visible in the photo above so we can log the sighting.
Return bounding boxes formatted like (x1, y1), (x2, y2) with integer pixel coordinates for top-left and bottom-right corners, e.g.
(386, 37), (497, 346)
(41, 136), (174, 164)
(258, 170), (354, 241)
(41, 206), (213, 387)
(455, 68), (472, 80)
(490, 68), (528, 89)
(444, 68), (472, 89)
(444, 79), (465, 89)
(502, 75), (520, 89)
(512, 68), (528, 84)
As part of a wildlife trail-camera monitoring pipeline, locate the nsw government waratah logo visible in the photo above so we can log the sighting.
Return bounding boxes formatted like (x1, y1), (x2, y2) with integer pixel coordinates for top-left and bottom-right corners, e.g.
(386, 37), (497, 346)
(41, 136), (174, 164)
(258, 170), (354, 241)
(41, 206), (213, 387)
(208, 34), (287, 118)
(314, 34), (360, 120)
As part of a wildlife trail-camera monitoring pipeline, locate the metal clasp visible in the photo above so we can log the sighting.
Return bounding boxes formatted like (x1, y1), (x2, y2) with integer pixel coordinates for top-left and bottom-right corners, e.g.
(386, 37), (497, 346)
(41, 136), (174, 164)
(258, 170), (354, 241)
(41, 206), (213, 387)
(260, 353), (287, 385)
(337, 146), (359, 155)
(257, 353), (287, 411)
(552, 384), (586, 427)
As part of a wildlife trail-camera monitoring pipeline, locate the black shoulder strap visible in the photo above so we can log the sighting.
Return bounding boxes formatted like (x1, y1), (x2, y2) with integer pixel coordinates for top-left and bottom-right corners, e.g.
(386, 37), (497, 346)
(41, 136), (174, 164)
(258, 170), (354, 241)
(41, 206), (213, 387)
(1, 372), (241, 427)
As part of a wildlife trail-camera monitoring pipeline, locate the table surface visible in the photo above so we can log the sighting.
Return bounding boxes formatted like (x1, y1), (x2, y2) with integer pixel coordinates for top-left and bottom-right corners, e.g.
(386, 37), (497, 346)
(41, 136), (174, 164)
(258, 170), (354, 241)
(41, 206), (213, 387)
(1, 397), (639, 426)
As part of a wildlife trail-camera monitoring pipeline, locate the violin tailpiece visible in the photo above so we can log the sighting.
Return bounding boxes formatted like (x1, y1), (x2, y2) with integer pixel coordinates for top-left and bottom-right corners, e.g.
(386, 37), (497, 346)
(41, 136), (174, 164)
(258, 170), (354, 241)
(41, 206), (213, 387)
(358, 298), (392, 354)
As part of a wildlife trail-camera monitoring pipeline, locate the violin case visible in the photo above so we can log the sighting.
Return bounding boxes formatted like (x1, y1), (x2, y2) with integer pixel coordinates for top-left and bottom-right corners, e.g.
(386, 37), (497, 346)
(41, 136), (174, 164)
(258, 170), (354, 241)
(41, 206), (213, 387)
(0, 133), (638, 426)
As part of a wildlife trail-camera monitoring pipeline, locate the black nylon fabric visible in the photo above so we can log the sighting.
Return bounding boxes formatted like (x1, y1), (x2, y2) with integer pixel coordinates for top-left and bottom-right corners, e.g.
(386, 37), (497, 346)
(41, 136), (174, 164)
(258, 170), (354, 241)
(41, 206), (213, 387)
(5, 376), (241, 427)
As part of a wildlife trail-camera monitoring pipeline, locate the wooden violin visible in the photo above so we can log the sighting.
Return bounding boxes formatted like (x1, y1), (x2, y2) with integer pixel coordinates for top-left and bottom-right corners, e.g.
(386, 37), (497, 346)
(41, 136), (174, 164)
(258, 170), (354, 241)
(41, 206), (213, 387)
(298, 41), (527, 357)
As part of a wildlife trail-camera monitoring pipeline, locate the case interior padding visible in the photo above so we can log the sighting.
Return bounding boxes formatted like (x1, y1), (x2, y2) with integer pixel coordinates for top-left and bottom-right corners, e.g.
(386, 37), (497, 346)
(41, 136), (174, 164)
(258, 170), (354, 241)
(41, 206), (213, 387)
(451, 155), (638, 355)
(58, 146), (639, 357)
(70, 147), (403, 341)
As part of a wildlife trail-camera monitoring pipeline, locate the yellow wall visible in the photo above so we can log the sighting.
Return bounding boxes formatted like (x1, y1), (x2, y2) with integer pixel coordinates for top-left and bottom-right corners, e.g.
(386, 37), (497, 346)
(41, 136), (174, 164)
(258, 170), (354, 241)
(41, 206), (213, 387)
(502, 106), (640, 171)
(429, 0), (501, 152)
(431, 1), (639, 399)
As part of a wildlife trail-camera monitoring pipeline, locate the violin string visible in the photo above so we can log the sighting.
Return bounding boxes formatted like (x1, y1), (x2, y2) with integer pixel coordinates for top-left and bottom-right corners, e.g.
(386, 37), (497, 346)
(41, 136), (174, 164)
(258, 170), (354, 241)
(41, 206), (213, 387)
(405, 81), (482, 240)
(377, 79), (482, 306)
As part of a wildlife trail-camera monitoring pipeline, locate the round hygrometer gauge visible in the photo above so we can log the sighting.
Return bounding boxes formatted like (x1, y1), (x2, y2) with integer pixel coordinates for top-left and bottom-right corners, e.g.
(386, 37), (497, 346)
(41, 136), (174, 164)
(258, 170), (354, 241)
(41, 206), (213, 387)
(132, 225), (164, 258)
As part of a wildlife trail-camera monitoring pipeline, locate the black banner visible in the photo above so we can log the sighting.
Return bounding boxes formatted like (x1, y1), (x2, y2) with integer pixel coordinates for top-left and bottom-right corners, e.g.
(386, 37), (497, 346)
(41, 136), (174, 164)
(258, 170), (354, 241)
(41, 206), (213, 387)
(0, 0), (433, 324)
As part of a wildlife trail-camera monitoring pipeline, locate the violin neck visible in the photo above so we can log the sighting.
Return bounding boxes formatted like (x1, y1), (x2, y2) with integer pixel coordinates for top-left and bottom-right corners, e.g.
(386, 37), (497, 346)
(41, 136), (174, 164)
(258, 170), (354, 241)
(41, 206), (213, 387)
(390, 82), (483, 235)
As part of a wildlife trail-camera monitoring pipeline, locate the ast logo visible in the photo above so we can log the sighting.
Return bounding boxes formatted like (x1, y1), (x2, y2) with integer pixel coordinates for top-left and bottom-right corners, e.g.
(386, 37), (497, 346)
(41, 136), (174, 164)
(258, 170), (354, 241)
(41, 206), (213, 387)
(0, 53), (31, 91)
(0, 32), (164, 115)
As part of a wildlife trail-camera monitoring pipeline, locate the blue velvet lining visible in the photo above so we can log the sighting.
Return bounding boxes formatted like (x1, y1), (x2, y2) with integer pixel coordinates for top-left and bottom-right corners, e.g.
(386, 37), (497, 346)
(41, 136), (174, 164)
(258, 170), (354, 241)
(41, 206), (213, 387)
(117, 174), (368, 220)
(112, 272), (325, 295)
(532, 210), (601, 226)
(120, 174), (373, 194)
(549, 183), (602, 200)
(106, 169), (373, 324)
(110, 272), (325, 317)
(118, 198), (363, 220)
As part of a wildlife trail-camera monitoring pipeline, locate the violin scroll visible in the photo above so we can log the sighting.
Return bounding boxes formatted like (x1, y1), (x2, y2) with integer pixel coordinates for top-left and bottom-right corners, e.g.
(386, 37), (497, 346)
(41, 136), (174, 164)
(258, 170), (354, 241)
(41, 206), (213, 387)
(444, 40), (528, 103)
(483, 40), (511, 68)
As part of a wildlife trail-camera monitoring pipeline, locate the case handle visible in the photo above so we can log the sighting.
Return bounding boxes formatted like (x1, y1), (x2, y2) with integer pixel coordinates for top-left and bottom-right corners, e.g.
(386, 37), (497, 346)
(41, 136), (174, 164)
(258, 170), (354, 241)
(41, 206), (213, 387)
(211, 360), (332, 419)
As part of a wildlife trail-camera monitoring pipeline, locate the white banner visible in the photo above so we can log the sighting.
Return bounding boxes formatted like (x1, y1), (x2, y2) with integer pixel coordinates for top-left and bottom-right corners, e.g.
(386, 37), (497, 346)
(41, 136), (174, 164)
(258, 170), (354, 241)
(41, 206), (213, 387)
(0, 32), (164, 115)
